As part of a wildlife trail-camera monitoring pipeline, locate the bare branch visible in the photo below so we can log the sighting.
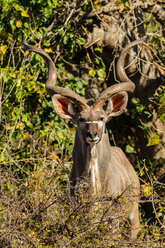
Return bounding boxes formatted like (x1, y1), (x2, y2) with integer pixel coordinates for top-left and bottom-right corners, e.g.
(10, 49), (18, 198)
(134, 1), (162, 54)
(135, 1), (165, 29)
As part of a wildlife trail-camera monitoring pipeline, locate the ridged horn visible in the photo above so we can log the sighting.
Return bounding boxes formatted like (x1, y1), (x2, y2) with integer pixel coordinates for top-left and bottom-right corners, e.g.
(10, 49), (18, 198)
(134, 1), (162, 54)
(94, 38), (145, 109)
(23, 36), (88, 110)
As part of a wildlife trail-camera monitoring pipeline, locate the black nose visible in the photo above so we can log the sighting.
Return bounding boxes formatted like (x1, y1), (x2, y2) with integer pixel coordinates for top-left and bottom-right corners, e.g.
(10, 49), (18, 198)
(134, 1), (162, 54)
(87, 131), (97, 140)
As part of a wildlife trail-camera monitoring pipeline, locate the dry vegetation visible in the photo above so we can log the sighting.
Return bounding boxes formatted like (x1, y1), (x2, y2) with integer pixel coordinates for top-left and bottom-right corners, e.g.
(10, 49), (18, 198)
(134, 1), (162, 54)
(0, 157), (164, 247)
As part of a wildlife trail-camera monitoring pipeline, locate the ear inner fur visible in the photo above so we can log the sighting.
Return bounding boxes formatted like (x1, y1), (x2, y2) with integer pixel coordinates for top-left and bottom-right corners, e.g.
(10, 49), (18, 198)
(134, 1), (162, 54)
(112, 94), (125, 112)
(55, 98), (70, 115)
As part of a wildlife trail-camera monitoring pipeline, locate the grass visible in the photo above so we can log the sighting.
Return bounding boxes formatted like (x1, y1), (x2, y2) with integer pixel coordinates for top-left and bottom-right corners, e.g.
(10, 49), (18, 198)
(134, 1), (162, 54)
(0, 156), (164, 247)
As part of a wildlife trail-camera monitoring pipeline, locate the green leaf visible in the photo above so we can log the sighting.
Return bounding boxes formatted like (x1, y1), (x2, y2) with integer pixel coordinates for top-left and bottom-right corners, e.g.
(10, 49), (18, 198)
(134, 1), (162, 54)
(159, 114), (165, 121)
(10, 18), (16, 32)
(66, 73), (74, 79)
(0, 153), (8, 163)
(24, 22), (29, 28)
(26, 121), (33, 129)
(86, 19), (93, 23)
(97, 68), (106, 78)
(77, 37), (85, 45)
(52, 0), (58, 6)
(76, 81), (83, 88)
(136, 105), (144, 113)
(94, 47), (102, 53)
(131, 97), (139, 104)
(125, 145), (136, 153)
(13, 3), (24, 12)
(147, 135), (160, 146)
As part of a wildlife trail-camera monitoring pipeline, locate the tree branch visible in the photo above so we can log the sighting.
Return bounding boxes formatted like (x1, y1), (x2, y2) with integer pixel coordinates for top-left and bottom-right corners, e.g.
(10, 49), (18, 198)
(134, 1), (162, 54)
(136, 1), (165, 28)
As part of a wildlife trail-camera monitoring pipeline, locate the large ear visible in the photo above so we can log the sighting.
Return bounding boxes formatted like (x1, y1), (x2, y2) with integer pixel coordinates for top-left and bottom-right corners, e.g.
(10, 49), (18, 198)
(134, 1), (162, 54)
(52, 94), (77, 120)
(105, 92), (128, 121)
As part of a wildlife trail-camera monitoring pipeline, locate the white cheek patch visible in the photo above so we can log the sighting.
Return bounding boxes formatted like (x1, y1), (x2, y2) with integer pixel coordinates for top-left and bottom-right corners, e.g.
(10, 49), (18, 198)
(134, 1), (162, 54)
(86, 121), (104, 128)
(86, 121), (100, 124)
(86, 121), (103, 125)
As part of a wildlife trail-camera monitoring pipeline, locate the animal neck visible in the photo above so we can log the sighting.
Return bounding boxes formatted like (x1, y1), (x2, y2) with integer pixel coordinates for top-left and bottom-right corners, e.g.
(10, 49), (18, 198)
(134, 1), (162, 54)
(87, 143), (100, 195)
(73, 128), (111, 194)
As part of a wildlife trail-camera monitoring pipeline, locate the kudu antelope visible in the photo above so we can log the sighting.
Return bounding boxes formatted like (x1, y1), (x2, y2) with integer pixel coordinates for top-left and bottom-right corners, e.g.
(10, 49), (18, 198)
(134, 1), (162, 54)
(23, 37), (143, 239)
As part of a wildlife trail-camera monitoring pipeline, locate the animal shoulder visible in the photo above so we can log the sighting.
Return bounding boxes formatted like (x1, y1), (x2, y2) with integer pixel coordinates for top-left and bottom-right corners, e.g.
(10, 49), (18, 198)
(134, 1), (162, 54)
(110, 146), (126, 163)
(110, 146), (136, 172)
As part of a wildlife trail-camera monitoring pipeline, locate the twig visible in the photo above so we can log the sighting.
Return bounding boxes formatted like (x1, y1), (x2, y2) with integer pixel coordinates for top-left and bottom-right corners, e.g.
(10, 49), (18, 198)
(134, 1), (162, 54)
(54, 9), (74, 36)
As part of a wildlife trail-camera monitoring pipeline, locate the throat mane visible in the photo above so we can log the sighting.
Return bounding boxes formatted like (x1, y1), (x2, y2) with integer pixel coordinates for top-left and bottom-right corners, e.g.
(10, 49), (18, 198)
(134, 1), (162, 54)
(88, 144), (101, 195)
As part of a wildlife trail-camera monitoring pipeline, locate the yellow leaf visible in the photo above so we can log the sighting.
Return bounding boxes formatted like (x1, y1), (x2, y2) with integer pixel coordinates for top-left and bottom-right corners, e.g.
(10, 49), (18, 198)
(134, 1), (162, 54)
(50, 154), (59, 161)
(11, 73), (17, 78)
(25, 181), (29, 187)
(16, 20), (22, 28)
(0, 54), (3, 64)
(0, 45), (7, 54)
(37, 90), (44, 95)
(44, 48), (53, 53)
(119, 5), (124, 13)
(148, 104), (154, 110)
(16, 121), (23, 129)
(24, 50), (29, 56)
(142, 184), (152, 196)
(93, 0), (101, 8)
(139, 170), (144, 176)
(147, 135), (160, 146)
(21, 10), (29, 17)
(6, 124), (12, 131)
(115, 1), (121, 6)
(89, 69), (96, 77)
(0, 45), (7, 64)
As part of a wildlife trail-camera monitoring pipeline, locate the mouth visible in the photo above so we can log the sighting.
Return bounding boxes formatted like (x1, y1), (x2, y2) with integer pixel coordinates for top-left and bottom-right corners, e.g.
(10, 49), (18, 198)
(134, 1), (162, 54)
(86, 137), (99, 144)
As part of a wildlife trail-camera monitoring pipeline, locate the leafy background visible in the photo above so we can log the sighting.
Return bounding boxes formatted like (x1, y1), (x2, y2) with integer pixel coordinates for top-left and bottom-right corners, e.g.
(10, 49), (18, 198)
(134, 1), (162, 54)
(0, 0), (164, 247)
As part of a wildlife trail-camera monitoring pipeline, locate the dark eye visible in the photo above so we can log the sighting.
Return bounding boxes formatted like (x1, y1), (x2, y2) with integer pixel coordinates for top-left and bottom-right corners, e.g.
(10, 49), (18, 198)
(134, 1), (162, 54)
(100, 117), (104, 121)
(79, 118), (85, 122)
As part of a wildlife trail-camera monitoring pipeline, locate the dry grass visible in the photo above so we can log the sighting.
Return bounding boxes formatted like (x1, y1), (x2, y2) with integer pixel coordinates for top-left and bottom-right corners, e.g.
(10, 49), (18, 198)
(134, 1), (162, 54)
(0, 158), (164, 248)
